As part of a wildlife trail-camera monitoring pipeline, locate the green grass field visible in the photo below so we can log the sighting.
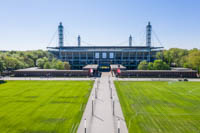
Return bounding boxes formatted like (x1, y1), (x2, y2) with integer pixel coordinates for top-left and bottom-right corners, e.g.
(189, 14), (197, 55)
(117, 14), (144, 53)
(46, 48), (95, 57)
(0, 80), (93, 133)
(115, 81), (200, 133)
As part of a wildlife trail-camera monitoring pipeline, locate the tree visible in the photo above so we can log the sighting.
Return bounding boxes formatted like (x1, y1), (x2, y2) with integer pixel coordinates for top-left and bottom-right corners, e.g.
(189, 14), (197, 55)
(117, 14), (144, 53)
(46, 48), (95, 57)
(153, 60), (170, 70)
(147, 62), (154, 70)
(50, 58), (58, 69)
(184, 50), (200, 73)
(36, 57), (48, 69)
(63, 62), (70, 70)
(15, 59), (25, 69)
(44, 62), (51, 69)
(0, 60), (5, 75)
(55, 60), (64, 70)
(159, 48), (189, 67)
(3, 56), (25, 70)
(23, 56), (35, 68)
(156, 52), (163, 60)
(0, 50), (51, 71)
(138, 60), (148, 70)
(36, 58), (45, 68)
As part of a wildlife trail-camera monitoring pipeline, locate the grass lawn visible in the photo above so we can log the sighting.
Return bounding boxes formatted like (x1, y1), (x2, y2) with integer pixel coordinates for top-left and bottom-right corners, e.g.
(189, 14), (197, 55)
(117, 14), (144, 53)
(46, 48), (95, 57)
(115, 81), (200, 133)
(0, 80), (93, 133)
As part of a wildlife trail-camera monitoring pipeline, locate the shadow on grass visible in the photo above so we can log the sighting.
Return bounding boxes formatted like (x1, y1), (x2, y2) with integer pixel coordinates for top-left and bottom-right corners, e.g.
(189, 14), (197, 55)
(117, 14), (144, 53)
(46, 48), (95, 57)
(25, 96), (39, 99)
(15, 100), (36, 103)
(50, 101), (80, 104)
(21, 129), (57, 133)
(0, 80), (6, 84)
(58, 96), (81, 99)
(41, 118), (67, 123)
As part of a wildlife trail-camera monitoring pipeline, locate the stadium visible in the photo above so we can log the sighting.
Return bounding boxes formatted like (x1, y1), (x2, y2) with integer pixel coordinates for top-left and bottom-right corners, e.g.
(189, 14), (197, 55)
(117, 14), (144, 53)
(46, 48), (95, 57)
(13, 22), (197, 78)
(48, 22), (163, 70)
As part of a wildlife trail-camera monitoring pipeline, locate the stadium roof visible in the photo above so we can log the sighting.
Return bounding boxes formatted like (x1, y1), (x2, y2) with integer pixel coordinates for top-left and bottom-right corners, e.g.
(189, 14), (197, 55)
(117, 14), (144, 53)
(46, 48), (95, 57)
(47, 46), (163, 52)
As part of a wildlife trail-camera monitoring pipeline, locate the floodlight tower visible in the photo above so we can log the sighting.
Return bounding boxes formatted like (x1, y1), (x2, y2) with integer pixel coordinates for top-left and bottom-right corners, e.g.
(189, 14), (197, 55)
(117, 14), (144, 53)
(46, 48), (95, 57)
(78, 35), (81, 47)
(146, 22), (152, 47)
(58, 22), (64, 47)
(129, 35), (132, 47)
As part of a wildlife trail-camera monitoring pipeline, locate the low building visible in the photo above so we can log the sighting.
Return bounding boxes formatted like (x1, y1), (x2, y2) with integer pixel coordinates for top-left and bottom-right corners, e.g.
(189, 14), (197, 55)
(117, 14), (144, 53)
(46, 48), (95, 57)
(13, 68), (88, 77)
(118, 70), (198, 78)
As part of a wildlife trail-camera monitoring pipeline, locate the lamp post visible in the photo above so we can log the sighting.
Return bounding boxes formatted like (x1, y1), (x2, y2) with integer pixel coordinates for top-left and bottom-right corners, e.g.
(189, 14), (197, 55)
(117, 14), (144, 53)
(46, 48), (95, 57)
(110, 87), (113, 99)
(84, 118), (87, 133)
(109, 80), (112, 99)
(95, 88), (97, 99)
(118, 119), (120, 133)
(113, 95), (115, 115)
(92, 95), (94, 116)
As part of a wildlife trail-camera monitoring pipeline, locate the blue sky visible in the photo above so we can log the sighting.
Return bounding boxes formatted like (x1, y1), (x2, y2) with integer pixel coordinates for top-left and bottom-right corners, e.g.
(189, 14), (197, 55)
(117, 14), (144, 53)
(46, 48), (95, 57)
(0, 0), (199, 50)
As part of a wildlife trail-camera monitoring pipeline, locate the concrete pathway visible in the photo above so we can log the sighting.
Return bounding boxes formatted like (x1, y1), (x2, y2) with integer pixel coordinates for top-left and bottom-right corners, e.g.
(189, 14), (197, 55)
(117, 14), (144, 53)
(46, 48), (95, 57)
(77, 72), (128, 133)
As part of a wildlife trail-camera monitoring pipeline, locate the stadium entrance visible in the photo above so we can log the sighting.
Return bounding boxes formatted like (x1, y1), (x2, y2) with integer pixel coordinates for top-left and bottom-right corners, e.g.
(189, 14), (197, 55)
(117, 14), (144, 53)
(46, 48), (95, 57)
(83, 64), (126, 76)
(98, 64), (111, 72)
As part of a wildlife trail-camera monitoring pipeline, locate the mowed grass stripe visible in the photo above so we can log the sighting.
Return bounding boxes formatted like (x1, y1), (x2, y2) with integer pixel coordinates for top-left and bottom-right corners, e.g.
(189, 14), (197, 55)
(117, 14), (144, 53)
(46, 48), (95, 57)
(0, 80), (93, 133)
(115, 81), (200, 133)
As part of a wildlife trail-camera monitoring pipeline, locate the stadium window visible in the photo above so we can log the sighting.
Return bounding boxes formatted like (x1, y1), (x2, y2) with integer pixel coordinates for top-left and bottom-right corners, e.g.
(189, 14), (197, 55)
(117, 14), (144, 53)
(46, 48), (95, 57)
(102, 53), (107, 58)
(95, 53), (99, 58)
(109, 53), (114, 58)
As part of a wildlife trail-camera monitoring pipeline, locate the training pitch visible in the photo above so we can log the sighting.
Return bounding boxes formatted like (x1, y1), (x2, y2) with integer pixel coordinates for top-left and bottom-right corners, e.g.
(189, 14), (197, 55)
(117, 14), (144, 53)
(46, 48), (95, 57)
(0, 80), (93, 133)
(115, 81), (200, 133)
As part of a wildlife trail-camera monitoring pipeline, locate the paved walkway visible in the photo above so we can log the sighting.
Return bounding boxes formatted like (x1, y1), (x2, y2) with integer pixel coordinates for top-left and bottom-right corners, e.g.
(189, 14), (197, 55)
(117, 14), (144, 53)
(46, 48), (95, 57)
(77, 72), (128, 133)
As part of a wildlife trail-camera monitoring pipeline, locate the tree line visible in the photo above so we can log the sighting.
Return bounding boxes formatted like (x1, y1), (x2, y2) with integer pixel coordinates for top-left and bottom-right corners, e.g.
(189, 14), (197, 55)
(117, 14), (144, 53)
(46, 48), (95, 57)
(138, 48), (200, 72)
(0, 50), (70, 74)
(0, 48), (199, 74)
